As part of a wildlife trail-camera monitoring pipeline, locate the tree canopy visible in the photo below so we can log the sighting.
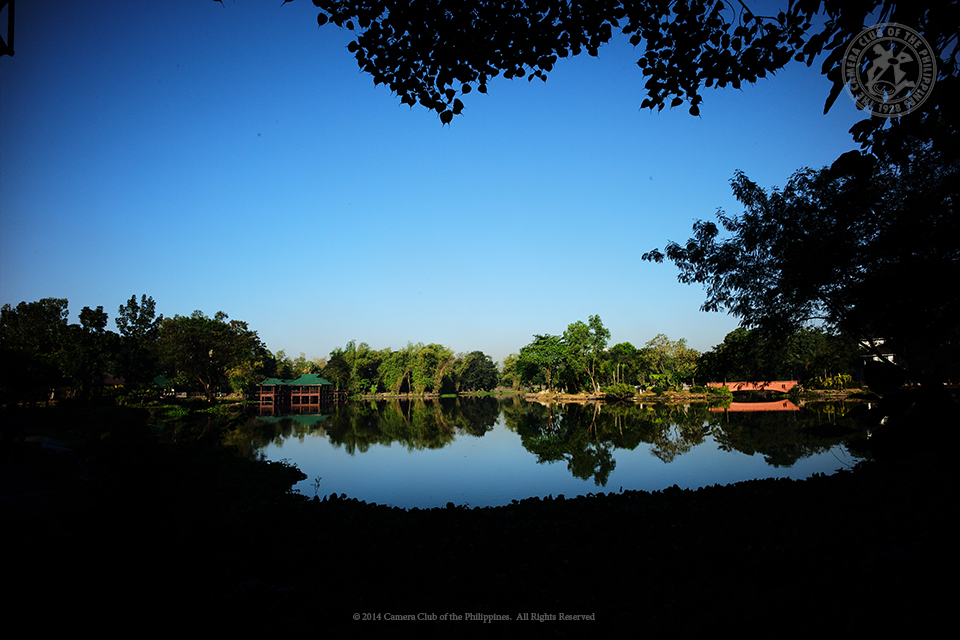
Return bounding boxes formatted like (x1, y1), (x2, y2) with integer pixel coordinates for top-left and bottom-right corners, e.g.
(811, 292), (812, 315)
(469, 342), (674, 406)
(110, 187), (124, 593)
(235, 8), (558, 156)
(562, 315), (611, 393)
(157, 311), (266, 402)
(696, 326), (858, 383)
(643, 138), (959, 384)
(0, 296), (164, 402)
(308, 1), (958, 131)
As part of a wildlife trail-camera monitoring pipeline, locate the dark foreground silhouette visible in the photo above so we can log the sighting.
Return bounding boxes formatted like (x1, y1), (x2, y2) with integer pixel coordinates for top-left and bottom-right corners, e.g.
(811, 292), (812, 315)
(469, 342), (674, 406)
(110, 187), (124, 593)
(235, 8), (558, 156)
(4, 402), (955, 635)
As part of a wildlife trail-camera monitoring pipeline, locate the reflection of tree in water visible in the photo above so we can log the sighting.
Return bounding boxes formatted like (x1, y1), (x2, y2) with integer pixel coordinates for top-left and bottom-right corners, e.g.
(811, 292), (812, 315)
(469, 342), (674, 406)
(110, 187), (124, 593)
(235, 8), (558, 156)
(324, 399), (458, 453)
(638, 404), (712, 464)
(238, 396), (501, 456)
(707, 406), (850, 468)
(224, 413), (333, 458)
(505, 400), (852, 475)
(153, 409), (250, 446)
(235, 398), (863, 477)
(444, 396), (500, 437)
(508, 403), (617, 486)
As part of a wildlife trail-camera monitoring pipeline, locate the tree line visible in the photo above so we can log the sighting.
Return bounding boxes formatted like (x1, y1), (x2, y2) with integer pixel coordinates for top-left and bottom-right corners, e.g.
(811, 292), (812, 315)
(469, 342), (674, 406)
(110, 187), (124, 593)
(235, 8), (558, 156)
(0, 297), (503, 403)
(1, 299), (863, 406)
(503, 316), (857, 395)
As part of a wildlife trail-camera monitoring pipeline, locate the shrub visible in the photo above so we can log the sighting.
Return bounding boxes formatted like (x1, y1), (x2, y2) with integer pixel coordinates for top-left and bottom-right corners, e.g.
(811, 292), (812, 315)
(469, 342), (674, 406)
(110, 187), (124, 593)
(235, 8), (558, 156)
(601, 383), (637, 401)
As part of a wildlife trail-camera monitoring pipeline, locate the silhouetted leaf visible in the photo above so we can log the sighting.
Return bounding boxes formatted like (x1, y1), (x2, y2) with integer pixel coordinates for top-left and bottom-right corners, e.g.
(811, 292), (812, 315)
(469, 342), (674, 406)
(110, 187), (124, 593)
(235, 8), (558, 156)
(822, 65), (844, 115)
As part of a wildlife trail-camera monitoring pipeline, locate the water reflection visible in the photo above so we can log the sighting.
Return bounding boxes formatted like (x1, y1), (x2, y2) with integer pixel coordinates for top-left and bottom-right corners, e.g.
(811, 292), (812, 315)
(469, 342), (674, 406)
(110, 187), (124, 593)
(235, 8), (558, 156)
(243, 397), (867, 507)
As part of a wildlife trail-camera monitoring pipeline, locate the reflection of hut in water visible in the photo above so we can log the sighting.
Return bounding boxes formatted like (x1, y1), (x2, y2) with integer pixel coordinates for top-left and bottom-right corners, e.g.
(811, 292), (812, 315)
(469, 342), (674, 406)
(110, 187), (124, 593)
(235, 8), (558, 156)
(256, 374), (344, 414)
(709, 400), (801, 413)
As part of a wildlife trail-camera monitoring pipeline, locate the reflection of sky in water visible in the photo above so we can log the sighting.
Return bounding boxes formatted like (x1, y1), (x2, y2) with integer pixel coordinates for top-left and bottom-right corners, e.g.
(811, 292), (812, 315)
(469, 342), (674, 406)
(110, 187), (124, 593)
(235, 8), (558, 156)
(262, 414), (859, 509)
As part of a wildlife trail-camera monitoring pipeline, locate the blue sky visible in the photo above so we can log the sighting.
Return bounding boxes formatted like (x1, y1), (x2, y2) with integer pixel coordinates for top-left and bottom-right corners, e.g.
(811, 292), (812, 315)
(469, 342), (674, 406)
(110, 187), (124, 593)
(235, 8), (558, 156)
(1, 1), (869, 364)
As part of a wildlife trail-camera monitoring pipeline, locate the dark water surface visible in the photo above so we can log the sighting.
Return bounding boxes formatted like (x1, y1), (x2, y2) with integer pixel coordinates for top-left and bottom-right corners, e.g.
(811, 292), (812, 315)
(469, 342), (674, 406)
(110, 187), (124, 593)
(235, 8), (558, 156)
(250, 396), (865, 508)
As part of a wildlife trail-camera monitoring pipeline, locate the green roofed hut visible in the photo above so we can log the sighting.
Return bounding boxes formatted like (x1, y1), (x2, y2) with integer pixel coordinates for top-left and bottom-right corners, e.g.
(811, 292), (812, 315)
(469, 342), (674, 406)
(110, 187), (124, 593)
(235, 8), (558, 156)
(257, 373), (343, 414)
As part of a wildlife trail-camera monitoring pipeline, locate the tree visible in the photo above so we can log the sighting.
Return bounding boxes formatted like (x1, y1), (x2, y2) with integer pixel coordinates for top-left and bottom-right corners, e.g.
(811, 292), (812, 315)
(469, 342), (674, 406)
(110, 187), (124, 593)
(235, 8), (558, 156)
(60, 306), (122, 398)
(326, 341), (384, 394)
(641, 334), (700, 389)
(115, 294), (163, 384)
(458, 351), (500, 392)
(607, 342), (640, 386)
(274, 349), (296, 380)
(563, 315), (611, 393)
(499, 353), (521, 391)
(309, 0), (958, 133)
(0, 298), (68, 354)
(225, 358), (266, 398)
(379, 343), (416, 394)
(0, 298), (69, 403)
(116, 294), (163, 342)
(697, 326), (857, 383)
(156, 311), (265, 402)
(410, 343), (454, 395)
(292, 352), (313, 377)
(643, 141), (960, 385)
(517, 334), (566, 392)
(696, 327), (766, 383)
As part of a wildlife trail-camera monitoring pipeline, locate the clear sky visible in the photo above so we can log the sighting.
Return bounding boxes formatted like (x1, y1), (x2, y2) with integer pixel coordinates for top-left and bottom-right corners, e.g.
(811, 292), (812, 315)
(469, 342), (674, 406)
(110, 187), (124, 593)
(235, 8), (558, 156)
(1, 1), (868, 364)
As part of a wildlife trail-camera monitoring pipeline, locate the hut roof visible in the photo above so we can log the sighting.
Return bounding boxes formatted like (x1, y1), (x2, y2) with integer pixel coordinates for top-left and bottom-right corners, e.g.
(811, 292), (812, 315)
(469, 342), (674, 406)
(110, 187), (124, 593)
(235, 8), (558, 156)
(258, 374), (333, 387)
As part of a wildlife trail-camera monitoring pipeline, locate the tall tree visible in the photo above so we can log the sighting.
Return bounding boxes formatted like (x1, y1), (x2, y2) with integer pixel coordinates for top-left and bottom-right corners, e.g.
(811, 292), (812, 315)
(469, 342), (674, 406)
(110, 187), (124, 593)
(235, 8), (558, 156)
(379, 344), (416, 394)
(563, 315), (611, 393)
(0, 298), (68, 353)
(500, 353), (521, 391)
(642, 334), (700, 388)
(0, 298), (69, 403)
(517, 334), (566, 392)
(60, 306), (122, 397)
(115, 294), (163, 342)
(458, 351), (500, 392)
(157, 311), (265, 402)
(607, 342), (640, 386)
(409, 343), (454, 395)
(643, 141), (959, 385)
(115, 294), (163, 384)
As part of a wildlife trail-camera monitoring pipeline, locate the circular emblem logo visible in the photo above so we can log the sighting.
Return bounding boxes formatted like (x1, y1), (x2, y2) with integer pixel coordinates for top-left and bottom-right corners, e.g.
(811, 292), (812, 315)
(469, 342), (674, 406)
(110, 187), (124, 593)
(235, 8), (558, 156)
(843, 23), (936, 118)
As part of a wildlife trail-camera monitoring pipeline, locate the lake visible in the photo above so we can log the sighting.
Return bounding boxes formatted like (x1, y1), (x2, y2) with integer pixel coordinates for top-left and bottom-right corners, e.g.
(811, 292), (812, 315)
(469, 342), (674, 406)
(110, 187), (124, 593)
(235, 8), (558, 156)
(245, 395), (867, 509)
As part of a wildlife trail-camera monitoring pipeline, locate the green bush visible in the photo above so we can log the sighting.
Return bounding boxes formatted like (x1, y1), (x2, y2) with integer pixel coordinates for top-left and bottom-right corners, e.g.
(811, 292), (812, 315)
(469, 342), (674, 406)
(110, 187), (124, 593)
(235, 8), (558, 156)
(650, 386), (665, 395)
(601, 383), (637, 401)
(707, 385), (732, 396)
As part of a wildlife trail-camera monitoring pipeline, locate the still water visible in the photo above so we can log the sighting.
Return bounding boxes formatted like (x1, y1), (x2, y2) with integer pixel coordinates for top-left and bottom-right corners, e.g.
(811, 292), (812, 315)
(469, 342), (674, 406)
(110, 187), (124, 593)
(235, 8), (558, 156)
(248, 396), (865, 509)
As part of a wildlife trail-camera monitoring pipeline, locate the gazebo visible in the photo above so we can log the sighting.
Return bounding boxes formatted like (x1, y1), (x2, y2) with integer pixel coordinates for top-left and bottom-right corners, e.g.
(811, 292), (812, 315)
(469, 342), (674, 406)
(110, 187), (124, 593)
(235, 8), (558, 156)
(256, 373), (342, 412)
